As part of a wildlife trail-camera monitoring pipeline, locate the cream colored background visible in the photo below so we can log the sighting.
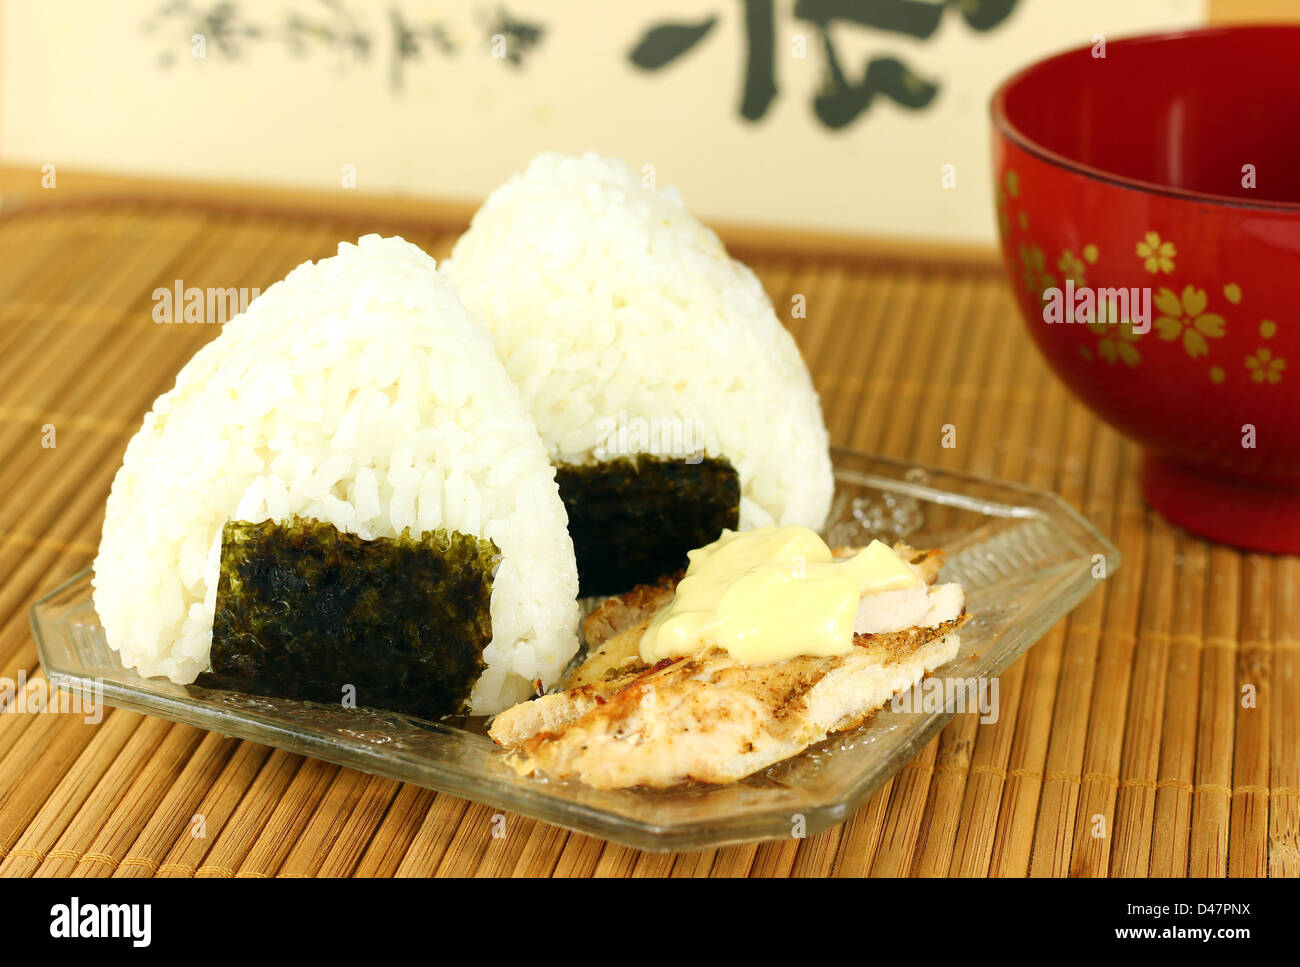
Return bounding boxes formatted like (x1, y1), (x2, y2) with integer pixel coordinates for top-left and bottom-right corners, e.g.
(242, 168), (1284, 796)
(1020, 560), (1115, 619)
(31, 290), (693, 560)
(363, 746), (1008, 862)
(2, 0), (1207, 243)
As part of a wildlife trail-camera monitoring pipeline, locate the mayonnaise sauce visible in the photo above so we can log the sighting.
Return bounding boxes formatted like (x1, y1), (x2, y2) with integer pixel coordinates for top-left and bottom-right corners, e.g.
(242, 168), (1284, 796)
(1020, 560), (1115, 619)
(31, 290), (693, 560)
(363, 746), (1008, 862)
(638, 526), (923, 664)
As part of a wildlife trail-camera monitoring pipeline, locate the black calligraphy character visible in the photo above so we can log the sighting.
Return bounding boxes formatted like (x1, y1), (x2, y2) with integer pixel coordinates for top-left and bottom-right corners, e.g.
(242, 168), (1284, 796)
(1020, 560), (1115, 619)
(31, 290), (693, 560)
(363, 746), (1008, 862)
(283, 0), (371, 65)
(630, 0), (1019, 128)
(484, 6), (546, 68)
(795, 0), (1019, 129)
(629, 0), (776, 122)
(389, 7), (457, 91)
(142, 1), (263, 67)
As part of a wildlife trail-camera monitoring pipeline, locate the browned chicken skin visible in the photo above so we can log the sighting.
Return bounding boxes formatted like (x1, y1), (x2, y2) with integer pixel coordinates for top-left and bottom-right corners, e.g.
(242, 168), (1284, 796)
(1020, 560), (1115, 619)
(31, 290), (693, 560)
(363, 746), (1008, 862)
(489, 543), (966, 788)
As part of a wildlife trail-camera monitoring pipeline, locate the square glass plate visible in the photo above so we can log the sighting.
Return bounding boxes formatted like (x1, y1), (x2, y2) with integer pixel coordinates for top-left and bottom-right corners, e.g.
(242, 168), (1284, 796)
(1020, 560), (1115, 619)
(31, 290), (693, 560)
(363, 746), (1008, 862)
(31, 448), (1118, 852)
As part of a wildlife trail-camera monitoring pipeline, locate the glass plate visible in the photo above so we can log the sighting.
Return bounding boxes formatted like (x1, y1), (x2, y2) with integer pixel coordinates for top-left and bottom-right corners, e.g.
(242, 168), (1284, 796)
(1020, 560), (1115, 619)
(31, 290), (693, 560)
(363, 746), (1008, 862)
(30, 448), (1118, 852)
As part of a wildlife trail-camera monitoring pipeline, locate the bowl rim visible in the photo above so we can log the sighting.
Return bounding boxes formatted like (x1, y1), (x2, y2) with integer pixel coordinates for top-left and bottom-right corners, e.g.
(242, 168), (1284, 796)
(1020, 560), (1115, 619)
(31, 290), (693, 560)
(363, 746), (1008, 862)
(990, 23), (1300, 214)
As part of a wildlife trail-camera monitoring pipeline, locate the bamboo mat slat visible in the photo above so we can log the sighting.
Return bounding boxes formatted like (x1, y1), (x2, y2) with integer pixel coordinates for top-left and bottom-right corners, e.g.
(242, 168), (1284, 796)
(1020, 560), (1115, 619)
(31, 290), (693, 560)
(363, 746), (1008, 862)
(0, 200), (1294, 878)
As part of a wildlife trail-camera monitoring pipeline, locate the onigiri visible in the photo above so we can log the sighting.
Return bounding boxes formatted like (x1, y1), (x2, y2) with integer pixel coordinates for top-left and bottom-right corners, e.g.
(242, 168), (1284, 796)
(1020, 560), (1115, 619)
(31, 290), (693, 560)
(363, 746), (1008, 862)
(445, 152), (834, 592)
(92, 235), (580, 714)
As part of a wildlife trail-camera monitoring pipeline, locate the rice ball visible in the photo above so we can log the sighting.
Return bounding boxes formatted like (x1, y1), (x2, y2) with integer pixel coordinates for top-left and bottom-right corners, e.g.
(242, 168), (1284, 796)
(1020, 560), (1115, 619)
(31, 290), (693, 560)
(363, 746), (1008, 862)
(445, 152), (834, 590)
(92, 235), (579, 714)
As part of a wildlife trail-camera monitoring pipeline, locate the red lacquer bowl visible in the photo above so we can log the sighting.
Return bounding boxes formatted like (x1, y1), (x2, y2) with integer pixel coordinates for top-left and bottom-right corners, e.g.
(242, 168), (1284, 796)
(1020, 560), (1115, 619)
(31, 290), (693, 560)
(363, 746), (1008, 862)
(991, 25), (1300, 553)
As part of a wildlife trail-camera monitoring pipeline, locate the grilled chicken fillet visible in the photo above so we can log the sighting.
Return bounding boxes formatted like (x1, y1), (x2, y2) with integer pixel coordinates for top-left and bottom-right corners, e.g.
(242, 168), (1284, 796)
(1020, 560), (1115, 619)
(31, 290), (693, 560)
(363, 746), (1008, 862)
(489, 543), (966, 788)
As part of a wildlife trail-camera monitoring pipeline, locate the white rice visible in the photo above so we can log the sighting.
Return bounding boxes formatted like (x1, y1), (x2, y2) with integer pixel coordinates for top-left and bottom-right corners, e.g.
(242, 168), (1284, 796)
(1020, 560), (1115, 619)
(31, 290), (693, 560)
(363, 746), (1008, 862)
(92, 235), (580, 714)
(445, 152), (834, 531)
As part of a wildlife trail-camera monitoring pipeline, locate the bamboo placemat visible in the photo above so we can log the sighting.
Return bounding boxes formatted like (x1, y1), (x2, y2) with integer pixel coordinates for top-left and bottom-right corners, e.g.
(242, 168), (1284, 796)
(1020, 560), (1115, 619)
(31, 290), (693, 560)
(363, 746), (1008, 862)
(0, 199), (1294, 878)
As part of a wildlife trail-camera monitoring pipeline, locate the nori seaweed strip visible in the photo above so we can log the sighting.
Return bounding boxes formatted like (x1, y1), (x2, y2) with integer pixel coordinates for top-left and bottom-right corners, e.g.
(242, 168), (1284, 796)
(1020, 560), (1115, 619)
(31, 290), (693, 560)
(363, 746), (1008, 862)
(196, 517), (499, 720)
(555, 455), (739, 596)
